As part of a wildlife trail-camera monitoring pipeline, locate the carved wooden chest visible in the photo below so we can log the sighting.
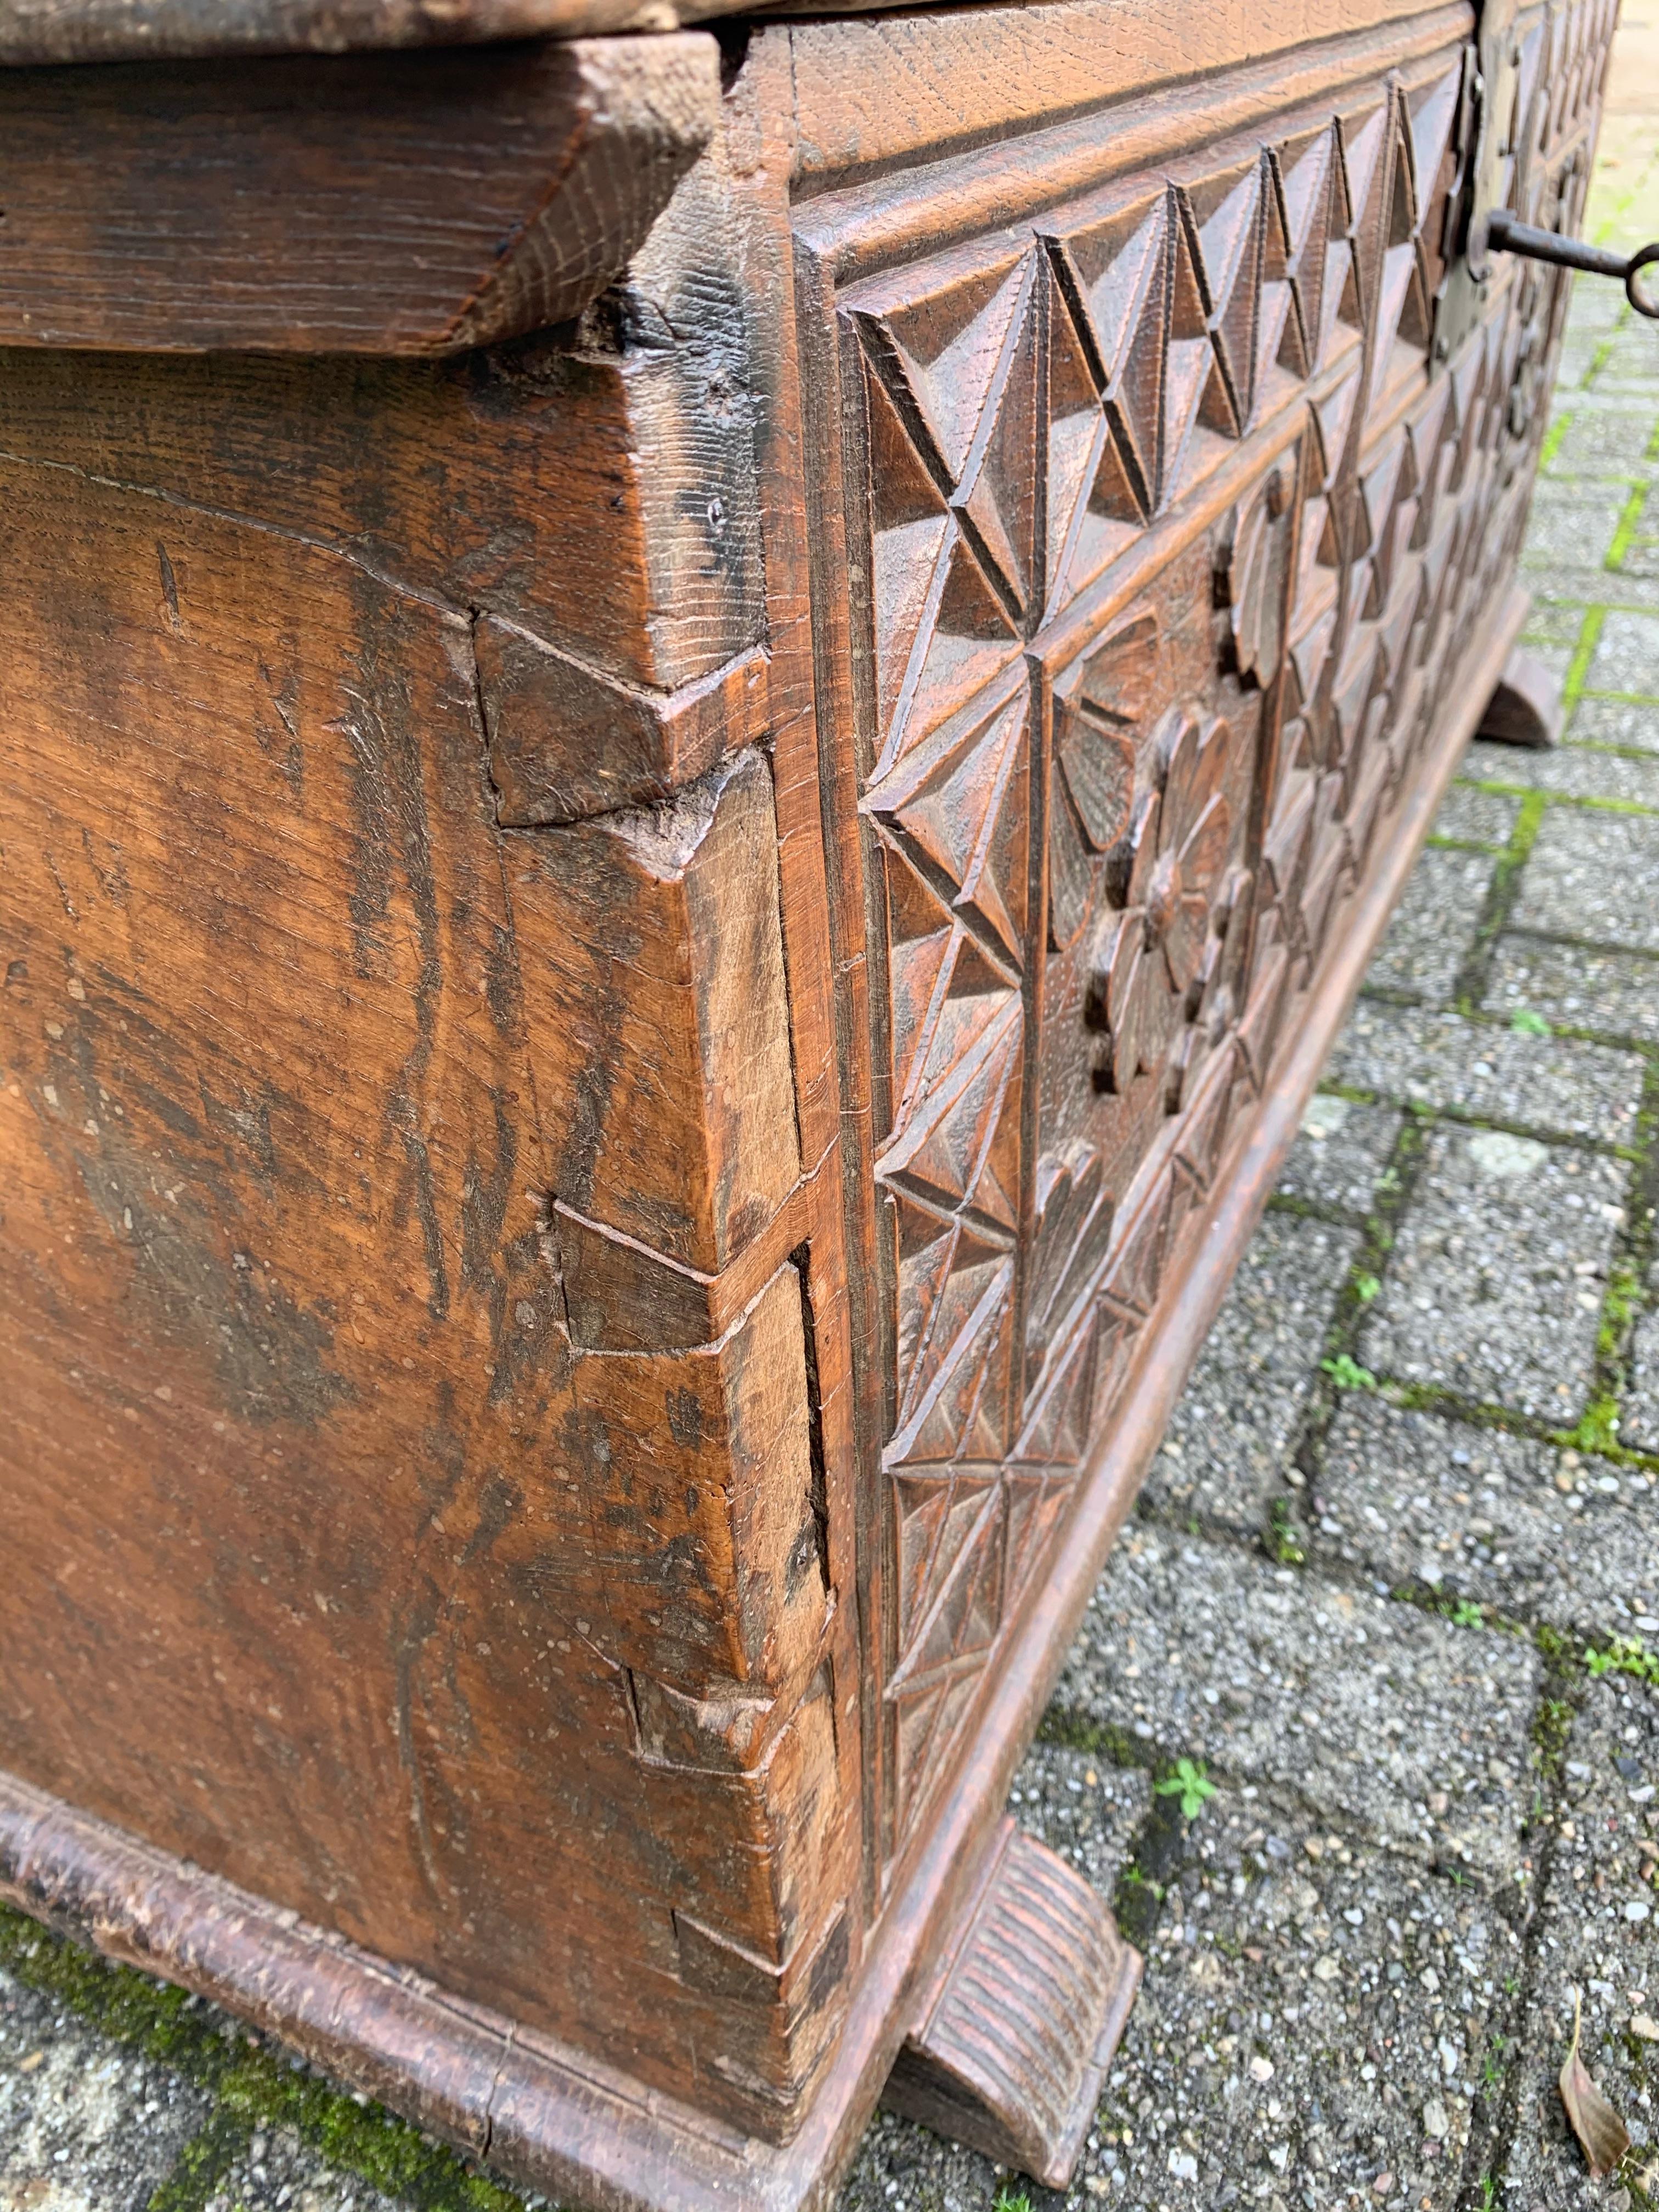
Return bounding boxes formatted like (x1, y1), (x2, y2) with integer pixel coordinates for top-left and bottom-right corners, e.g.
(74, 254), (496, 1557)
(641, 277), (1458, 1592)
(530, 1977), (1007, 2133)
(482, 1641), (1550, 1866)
(0, 0), (1610, 2203)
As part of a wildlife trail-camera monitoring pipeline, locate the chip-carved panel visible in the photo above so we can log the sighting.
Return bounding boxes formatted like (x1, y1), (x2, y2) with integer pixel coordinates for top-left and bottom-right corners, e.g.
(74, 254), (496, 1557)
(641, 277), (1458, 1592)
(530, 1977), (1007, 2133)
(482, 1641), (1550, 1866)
(816, 0), (1613, 1874)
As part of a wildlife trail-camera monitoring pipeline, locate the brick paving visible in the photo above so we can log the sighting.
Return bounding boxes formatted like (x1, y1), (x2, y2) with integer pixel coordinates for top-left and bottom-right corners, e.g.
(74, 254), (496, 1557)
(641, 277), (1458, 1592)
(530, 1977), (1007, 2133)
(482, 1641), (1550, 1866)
(4, 43), (1659, 2212)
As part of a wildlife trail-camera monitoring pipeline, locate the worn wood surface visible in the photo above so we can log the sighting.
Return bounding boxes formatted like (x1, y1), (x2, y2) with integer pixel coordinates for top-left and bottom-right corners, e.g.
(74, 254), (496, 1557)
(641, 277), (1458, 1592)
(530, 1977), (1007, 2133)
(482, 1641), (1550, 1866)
(0, 35), (719, 353)
(0, 0), (1614, 2201)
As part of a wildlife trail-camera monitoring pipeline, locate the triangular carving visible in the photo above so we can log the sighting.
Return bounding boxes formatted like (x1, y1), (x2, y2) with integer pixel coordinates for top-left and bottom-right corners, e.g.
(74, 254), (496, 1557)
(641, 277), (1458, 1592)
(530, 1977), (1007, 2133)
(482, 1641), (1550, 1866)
(1165, 208), (1214, 496)
(878, 254), (1032, 486)
(1187, 161), (1262, 430)
(1012, 1318), (1098, 1469)
(1409, 63), (1463, 219)
(1313, 369), (1361, 490)
(1000, 1477), (1079, 1619)
(1367, 242), (1422, 410)
(1236, 934), (1291, 1092)
(1255, 162), (1300, 405)
(957, 274), (1041, 613)
(900, 1288), (1014, 1467)
(1173, 1036), (1235, 1195)
(893, 1469), (998, 1650)
(1026, 1142), (1110, 1365)
(1046, 268), (1108, 613)
(889, 922), (1018, 1138)
(1338, 98), (1392, 326)
(882, 833), (958, 1104)
(1003, 1470), (1076, 1609)
(1285, 124), (1353, 370)
(866, 371), (952, 753)
(893, 1228), (1013, 1443)
(1386, 104), (1418, 250)
(890, 1190), (958, 1409)
(874, 692), (1030, 963)
(896, 527), (1021, 757)
(882, 1001), (1022, 1227)
(1102, 1170), (1172, 1321)
(1065, 191), (1169, 495)
(889, 1477), (1007, 1683)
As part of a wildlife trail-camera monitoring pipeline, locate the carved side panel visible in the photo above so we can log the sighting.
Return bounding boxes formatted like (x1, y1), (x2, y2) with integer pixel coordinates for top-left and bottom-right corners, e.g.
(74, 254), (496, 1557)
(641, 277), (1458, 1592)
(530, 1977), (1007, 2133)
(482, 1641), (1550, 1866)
(809, 0), (1614, 1876)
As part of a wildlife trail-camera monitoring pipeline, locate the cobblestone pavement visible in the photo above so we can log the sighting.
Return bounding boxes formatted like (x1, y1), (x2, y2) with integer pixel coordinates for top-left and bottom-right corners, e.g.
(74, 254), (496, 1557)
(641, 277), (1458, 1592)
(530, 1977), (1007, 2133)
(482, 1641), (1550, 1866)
(5, 39), (1659, 2212)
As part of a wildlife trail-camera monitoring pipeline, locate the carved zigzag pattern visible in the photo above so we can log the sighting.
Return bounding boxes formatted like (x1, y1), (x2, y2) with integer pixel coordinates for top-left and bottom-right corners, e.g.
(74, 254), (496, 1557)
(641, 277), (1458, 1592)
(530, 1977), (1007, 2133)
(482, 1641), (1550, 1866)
(843, 10), (1610, 1842)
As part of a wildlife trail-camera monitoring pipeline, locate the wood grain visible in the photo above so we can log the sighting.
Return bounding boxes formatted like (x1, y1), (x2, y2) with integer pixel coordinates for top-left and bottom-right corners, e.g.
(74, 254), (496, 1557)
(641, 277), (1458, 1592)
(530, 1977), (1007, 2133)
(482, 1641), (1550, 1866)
(0, 0), (1610, 2197)
(0, 35), (719, 353)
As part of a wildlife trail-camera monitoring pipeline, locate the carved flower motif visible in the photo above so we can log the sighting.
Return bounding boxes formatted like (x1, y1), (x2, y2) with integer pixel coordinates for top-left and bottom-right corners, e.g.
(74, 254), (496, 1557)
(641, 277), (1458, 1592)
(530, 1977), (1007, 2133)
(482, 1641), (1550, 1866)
(1083, 707), (1234, 1095)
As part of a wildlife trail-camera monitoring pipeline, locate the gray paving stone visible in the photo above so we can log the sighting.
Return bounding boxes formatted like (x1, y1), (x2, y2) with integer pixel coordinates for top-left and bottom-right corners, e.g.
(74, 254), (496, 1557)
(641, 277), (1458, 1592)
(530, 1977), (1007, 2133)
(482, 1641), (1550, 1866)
(1085, 1789), (1526, 2212)
(1523, 601), (1596, 658)
(1435, 782), (1523, 845)
(1364, 847), (1496, 1003)
(1141, 1214), (1357, 1534)
(202, 2127), (398, 2212)
(1277, 1094), (1404, 1217)
(1054, 1528), (1541, 1879)
(1513, 748), (1659, 808)
(1308, 1396), (1659, 1632)
(1484, 935), (1659, 1046)
(1561, 277), (1629, 337)
(1325, 1002), (1645, 1142)
(1621, 1307), (1659, 1454)
(1563, 696), (1659, 752)
(1007, 1741), (1155, 1898)
(1586, 609), (1659, 700)
(1497, 1678), (1659, 2211)
(1550, 408), (1659, 477)
(0, 1966), (211, 2212)
(1357, 1124), (1629, 1420)
(1592, 331), (1659, 398)
(1519, 483), (1631, 571)
(1511, 805), (1659, 950)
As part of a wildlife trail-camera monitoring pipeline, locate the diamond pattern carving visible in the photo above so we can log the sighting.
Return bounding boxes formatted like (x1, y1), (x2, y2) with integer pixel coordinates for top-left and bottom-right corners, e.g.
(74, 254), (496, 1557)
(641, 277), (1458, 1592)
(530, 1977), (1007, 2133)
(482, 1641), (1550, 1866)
(830, 7), (1610, 1857)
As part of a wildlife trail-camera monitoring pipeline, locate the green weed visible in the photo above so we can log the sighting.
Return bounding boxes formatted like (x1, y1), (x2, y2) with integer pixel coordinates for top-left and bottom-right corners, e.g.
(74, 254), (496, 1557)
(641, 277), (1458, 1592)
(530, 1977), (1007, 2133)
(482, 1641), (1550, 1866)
(1155, 1758), (1218, 1820)
(1322, 1353), (1378, 1391)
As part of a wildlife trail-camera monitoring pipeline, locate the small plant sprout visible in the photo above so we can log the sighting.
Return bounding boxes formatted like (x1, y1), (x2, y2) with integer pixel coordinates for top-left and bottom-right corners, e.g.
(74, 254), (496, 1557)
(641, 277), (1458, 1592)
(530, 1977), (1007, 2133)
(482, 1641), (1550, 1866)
(1584, 1635), (1659, 1685)
(1156, 1757), (1218, 1820)
(1510, 1008), (1551, 1036)
(1452, 1599), (1485, 1628)
(1354, 1273), (1382, 1304)
(1321, 1353), (1378, 1391)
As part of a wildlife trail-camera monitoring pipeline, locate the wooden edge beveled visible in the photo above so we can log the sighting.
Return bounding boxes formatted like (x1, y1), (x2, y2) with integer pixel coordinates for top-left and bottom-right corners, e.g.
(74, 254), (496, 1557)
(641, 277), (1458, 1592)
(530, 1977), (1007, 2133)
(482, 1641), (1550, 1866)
(0, 34), (719, 356)
(0, 590), (1524, 2212)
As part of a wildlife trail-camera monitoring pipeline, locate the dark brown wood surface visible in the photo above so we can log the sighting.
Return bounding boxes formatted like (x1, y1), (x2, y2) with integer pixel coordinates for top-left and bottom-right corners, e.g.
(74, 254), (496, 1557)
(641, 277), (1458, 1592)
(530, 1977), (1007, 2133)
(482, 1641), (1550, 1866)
(0, 35), (718, 353)
(0, 0), (1615, 2200)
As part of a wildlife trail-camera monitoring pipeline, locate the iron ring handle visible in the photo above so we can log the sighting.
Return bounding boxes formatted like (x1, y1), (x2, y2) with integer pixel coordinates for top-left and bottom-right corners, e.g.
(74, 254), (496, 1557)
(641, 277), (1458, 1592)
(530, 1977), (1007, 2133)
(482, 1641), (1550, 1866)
(1484, 211), (1659, 320)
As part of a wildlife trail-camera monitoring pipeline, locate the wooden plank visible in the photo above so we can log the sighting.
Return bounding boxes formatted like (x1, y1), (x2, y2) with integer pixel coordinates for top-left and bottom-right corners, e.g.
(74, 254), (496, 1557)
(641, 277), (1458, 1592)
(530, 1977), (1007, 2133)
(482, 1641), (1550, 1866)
(0, 445), (840, 2139)
(0, 34), (719, 353)
(787, 0), (1455, 176)
(0, 0), (956, 65)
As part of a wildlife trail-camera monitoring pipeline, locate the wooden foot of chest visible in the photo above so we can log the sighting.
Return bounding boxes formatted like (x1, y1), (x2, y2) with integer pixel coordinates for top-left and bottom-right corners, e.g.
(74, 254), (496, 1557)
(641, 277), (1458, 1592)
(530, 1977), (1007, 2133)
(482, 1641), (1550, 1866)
(1477, 642), (1567, 748)
(0, 0), (1611, 2199)
(883, 1819), (1142, 2187)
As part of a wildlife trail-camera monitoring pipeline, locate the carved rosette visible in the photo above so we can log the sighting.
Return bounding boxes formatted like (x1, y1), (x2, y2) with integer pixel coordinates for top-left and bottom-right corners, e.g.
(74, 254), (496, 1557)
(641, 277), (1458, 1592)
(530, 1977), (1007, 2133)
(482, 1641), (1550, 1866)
(829, 0), (1611, 1862)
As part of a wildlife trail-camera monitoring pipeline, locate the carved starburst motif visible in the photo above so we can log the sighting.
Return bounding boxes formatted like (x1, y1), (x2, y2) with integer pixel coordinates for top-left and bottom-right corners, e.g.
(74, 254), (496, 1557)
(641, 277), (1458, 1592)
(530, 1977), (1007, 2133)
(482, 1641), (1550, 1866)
(1082, 708), (1234, 1095)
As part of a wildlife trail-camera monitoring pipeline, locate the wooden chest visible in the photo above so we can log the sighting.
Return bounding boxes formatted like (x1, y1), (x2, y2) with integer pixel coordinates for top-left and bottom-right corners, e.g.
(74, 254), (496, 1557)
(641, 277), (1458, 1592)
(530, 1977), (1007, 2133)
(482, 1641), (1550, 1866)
(0, 0), (1609, 2202)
